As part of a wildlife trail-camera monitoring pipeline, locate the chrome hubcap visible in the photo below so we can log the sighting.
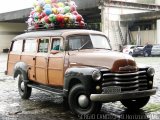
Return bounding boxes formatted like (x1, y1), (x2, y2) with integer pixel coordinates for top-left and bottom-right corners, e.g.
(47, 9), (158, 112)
(78, 95), (89, 108)
(21, 82), (25, 91)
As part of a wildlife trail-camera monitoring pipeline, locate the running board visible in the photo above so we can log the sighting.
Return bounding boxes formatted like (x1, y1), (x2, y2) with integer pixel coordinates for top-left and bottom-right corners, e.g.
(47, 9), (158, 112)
(28, 83), (64, 96)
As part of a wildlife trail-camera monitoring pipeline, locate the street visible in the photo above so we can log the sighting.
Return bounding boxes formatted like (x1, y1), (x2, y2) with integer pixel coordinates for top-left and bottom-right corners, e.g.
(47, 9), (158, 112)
(0, 53), (160, 120)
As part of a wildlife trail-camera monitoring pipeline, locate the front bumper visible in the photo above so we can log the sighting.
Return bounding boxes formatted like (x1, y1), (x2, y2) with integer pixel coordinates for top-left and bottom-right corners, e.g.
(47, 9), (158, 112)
(90, 87), (157, 102)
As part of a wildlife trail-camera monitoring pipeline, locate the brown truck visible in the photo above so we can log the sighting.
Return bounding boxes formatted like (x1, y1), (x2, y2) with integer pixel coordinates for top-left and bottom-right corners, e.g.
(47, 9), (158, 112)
(6, 29), (156, 115)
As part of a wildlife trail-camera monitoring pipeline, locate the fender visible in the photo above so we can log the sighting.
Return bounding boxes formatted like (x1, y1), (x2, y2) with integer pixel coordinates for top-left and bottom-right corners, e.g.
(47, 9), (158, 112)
(13, 62), (28, 80)
(63, 67), (99, 97)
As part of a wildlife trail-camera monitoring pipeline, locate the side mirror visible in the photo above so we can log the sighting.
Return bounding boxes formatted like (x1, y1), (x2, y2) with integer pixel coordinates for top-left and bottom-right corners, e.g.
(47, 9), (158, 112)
(50, 50), (59, 54)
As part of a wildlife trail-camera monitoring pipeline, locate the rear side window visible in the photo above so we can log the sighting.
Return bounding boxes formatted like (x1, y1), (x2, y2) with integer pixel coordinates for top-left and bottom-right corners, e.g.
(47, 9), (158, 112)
(12, 40), (23, 52)
(38, 38), (49, 53)
(24, 39), (37, 52)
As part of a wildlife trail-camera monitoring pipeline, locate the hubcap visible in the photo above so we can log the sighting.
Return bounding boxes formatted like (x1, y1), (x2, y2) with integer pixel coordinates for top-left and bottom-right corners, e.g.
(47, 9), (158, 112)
(21, 82), (25, 91)
(78, 95), (89, 108)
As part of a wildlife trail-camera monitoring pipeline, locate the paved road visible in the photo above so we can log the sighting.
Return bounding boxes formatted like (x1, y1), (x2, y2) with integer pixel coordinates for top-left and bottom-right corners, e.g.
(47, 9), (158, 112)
(0, 53), (160, 120)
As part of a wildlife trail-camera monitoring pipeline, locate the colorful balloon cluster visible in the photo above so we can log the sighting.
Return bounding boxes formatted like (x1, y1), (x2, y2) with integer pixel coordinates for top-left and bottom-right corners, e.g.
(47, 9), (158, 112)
(27, 0), (85, 29)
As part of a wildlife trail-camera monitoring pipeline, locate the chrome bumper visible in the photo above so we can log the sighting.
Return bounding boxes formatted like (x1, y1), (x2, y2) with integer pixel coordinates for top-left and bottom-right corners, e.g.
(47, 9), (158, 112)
(90, 87), (157, 102)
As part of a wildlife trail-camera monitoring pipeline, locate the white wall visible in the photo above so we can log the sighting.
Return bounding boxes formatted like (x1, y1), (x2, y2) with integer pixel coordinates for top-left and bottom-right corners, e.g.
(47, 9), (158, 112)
(101, 6), (150, 50)
(131, 30), (157, 45)
(0, 22), (27, 52)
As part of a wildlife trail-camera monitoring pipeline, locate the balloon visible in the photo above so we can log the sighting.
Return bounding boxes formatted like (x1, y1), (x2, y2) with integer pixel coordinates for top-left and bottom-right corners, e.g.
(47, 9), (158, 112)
(30, 11), (35, 18)
(35, 6), (42, 13)
(44, 4), (52, 9)
(64, 14), (70, 23)
(33, 0), (38, 7)
(57, 2), (64, 8)
(52, 3), (59, 8)
(38, 0), (45, 7)
(64, 6), (70, 14)
(45, 0), (52, 4)
(76, 14), (83, 22)
(70, 6), (76, 12)
(57, 7), (64, 14)
(69, 1), (77, 7)
(44, 8), (52, 15)
(40, 12), (47, 18)
(79, 21), (85, 28)
(72, 11), (78, 15)
(41, 18), (45, 24)
(27, 18), (34, 26)
(52, 8), (58, 14)
(56, 14), (64, 23)
(33, 12), (39, 19)
(49, 14), (56, 23)
(69, 14), (76, 23)
(51, 0), (57, 3)
(44, 16), (50, 23)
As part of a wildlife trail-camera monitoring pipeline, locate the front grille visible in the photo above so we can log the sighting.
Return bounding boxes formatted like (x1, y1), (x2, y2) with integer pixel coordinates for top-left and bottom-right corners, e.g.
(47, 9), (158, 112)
(101, 70), (148, 93)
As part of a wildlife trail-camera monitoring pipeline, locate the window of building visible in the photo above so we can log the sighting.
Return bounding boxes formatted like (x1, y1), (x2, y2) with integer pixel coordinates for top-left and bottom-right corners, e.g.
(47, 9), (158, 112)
(38, 38), (49, 53)
(12, 40), (23, 52)
(24, 39), (37, 52)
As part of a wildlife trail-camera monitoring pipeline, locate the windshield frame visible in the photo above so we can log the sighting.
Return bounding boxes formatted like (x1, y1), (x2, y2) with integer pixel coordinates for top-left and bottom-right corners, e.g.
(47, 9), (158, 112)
(66, 33), (112, 51)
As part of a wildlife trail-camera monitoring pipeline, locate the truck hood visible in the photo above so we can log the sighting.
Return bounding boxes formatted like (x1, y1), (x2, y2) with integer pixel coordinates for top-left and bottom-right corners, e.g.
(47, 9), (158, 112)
(69, 49), (137, 73)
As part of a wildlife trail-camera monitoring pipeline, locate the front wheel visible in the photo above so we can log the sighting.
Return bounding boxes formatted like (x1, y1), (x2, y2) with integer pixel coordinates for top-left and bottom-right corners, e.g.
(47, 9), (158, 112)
(18, 73), (32, 99)
(68, 84), (102, 115)
(121, 97), (150, 110)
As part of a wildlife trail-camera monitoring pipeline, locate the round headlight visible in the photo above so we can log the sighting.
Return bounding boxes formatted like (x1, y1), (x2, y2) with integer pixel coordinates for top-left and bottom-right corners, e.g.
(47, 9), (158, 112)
(92, 70), (101, 81)
(147, 67), (155, 77)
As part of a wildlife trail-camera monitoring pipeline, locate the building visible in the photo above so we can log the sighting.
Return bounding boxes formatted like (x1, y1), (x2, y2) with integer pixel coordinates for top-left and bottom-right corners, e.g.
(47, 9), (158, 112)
(0, 0), (160, 52)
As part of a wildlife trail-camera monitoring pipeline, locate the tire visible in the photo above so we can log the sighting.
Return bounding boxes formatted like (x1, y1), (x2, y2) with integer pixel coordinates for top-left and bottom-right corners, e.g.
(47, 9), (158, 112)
(144, 52), (149, 57)
(68, 84), (102, 115)
(129, 52), (133, 56)
(121, 97), (150, 110)
(18, 71), (32, 99)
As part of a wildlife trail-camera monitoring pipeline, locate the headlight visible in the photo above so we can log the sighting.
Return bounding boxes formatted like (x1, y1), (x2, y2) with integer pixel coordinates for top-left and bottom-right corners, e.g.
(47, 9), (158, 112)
(92, 70), (101, 81)
(147, 67), (155, 77)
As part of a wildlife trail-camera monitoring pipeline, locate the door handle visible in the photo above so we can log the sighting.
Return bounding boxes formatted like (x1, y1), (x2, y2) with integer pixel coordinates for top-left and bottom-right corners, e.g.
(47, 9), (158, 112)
(33, 57), (36, 60)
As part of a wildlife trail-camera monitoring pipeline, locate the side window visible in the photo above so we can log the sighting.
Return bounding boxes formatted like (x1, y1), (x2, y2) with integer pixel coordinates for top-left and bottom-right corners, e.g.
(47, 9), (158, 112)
(68, 35), (92, 50)
(24, 39), (37, 52)
(38, 38), (49, 53)
(12, 40), (23, 52)
(51, 38), (63, 51)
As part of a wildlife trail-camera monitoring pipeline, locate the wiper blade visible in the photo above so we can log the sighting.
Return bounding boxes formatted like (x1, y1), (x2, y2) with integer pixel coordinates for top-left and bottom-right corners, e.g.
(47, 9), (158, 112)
(78, 40), (90, 50)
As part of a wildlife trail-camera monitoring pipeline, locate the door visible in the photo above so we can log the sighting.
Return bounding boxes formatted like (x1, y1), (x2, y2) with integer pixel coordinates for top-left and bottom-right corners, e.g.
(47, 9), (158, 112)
(21, 38), (37, 81)
(48, 37), (65, 86)
(35, 38), (50, 85)
(7, 40), (23, 75)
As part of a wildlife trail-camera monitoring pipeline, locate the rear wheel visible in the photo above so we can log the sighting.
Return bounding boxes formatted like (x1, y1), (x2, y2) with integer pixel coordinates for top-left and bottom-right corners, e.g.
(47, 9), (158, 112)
(18, 72), (32, 99)
(121, 97), (150, 110)
(68, 84), (102, 115)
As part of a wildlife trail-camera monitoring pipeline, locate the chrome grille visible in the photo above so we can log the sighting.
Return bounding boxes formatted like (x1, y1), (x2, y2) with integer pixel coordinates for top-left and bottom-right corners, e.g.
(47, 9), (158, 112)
(101, 70), (148, 93)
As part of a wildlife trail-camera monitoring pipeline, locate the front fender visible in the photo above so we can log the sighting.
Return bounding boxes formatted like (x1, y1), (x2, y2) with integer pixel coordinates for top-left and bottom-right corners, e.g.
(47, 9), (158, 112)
(63, 67), (98, 97)
(13, 62), (28, 79)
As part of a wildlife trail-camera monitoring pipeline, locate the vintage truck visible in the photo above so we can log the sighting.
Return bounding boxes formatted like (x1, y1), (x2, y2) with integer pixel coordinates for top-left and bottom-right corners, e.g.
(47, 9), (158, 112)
(6, 29), (156, 115)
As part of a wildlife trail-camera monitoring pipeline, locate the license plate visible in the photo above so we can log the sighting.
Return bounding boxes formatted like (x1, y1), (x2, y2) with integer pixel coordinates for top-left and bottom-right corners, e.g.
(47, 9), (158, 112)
(103, 86), (121, 94)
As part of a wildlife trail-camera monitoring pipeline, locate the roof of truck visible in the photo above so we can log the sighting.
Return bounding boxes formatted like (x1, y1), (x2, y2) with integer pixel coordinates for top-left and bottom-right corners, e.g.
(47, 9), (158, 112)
(13, 29), (104, 41)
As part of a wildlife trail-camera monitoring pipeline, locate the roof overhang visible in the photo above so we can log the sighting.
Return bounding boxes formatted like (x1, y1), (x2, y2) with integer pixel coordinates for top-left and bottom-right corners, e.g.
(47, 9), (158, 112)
(0, 0), (100, 23)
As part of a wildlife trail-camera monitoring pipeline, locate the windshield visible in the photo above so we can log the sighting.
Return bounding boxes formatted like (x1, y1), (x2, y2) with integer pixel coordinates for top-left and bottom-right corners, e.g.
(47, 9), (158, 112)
(90, 34), (111, 50)
(68, 34), (111, 50)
